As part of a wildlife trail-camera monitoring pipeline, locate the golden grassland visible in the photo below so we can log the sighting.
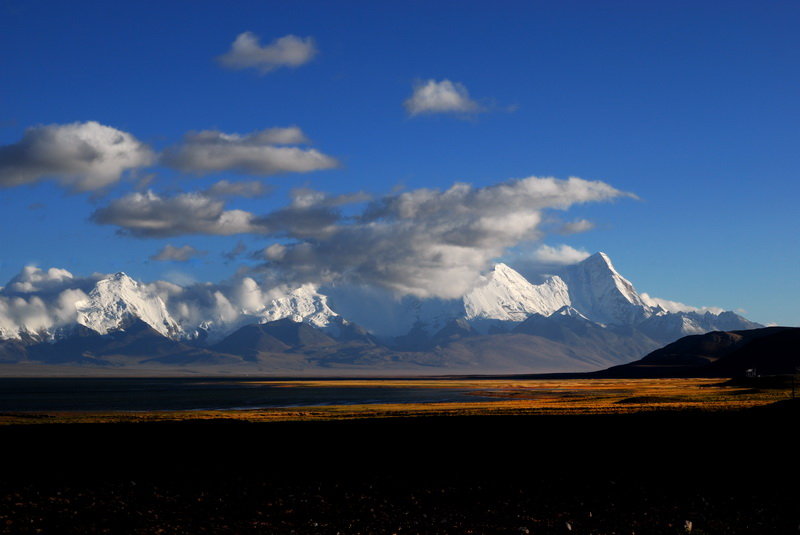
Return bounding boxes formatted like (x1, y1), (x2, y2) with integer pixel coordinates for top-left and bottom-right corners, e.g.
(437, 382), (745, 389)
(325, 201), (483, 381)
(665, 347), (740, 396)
(0, 377), (792, 426)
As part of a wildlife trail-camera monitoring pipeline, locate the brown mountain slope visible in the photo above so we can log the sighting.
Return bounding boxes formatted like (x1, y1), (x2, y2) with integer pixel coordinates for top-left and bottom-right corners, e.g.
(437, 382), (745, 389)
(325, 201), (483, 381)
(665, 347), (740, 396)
(595, 327), (799, 377)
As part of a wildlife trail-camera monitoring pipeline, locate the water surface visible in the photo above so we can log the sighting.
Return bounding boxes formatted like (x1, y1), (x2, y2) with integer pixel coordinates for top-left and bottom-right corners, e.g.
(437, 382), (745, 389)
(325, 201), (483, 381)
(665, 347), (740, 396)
(0, 378), (495, 411)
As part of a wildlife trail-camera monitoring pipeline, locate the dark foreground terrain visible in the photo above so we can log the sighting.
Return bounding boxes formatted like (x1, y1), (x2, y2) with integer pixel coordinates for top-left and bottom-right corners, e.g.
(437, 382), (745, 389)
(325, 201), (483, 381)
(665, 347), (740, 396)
(1, 402), (799, 534)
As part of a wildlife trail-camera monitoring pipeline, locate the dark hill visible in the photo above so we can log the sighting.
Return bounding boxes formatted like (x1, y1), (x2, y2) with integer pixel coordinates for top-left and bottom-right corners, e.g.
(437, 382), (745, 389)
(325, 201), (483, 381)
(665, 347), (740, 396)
(432, 318), (477, 346)
(212, 324), (290, 361)
(23, 320), (227, 366)
(0, 339), (29, 363)
(596, 326), (799, 377)
(706, 327), (800, 376)
(258, 318), (337, 347)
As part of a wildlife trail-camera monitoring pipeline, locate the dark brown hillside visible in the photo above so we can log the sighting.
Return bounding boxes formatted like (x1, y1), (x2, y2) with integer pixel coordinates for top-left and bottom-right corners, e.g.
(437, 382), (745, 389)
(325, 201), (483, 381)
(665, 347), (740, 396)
(706, 327), (800, 375)
(257, 318), (337, 347)
(211, 324), (291, 361)
(596, 326), (799, 377)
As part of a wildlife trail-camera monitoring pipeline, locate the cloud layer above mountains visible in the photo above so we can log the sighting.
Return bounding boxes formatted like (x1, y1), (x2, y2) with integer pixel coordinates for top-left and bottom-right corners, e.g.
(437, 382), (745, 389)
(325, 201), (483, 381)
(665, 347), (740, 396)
(263, 176), (630, 298)
(0, 267), (96, 337)
(0, 265), (325, 340)
(92, 176), (631, 299)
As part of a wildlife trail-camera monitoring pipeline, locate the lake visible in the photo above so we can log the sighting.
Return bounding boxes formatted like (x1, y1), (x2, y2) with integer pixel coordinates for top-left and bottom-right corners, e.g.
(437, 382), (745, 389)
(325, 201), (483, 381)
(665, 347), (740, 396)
(0, 377), (496, 412)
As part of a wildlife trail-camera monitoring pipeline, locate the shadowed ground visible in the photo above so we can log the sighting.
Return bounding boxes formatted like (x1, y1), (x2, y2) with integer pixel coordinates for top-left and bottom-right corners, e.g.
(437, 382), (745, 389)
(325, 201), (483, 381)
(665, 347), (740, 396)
(1, 400), (798, 534)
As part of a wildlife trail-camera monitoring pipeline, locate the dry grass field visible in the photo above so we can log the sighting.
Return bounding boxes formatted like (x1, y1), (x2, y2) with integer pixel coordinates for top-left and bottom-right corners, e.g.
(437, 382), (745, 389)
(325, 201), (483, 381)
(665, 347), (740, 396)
(0, 377), (791, 425)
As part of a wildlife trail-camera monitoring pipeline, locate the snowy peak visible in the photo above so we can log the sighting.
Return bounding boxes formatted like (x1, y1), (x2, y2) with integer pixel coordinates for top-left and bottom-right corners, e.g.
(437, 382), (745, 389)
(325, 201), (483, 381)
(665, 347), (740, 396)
(551, 305), (591, 321)
(463, 263), (570, 322)
(75, 272), (183, 339)
(491, 262), (533, 287)
(254, 283), (338, 328)
(577, 253), (644, 306)
(559, 252), (651, 325)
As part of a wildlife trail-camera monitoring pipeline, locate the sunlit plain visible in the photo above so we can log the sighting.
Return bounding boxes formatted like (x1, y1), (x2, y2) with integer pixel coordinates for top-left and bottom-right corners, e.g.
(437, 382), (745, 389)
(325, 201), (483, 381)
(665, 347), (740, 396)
(0, 378), (790, 425)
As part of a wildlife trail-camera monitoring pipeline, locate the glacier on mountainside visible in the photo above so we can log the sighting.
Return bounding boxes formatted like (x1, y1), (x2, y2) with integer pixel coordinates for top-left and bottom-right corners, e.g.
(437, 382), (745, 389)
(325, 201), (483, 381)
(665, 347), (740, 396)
(75, 273), (184, 339)
(463, 263), (571, 322)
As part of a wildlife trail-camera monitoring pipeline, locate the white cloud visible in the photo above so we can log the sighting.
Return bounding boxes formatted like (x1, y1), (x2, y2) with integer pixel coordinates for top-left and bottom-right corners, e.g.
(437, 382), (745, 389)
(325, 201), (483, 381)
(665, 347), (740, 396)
(404, 79), (482, 116)
(147, 273), (325, 337)
(530, 244), (591, 266)
(0, 267), (97, 338)
(261, 176), (631, 299)
(160, 271), (199, 287)
(0, 265), (313, 340)
(6, 266), (75, 294)
(0, 295), (52, 336)
(0, 121), (154, 192)
(91, 190), (265, 237)
(91, 175), (631, 299)
(640, 293), (725, 315)
(150, 245), (207, 262)
(205, 179), (271, 198)
(162, 128), (338, 175)
(558, 219), (595, 234)
(217, 32), (317, 74)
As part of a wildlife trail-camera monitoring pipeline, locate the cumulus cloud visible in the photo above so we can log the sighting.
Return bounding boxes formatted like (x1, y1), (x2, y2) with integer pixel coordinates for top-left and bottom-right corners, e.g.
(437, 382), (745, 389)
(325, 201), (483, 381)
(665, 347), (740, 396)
(0, 121), (154, 192)
(146, 273), (329, 338)
(5, 266), (76, 294)
(0, 264), (319, 341)
(91, 190), (266, 237)
(150, 245), (207, 262)
(146, 279), (240, 333)
(640, 293), (725, 315)
(217, 32), (317, 74)
(205, 179), (271, 198)
(261, 176), (631, 299)
(530, 244), (591, 266)
(0, 266), (98, 338)
(162, 128), (338, 175)
(404, 79), (482, 116)
(558, 219), (595, 235)
(251, 188), (371, 240)
(91, 175), (631, 299)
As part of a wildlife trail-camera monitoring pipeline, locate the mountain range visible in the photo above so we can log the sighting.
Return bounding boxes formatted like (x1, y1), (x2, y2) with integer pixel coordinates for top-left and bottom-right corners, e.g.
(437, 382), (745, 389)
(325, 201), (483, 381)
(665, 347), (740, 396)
(0, 252), (762, 374)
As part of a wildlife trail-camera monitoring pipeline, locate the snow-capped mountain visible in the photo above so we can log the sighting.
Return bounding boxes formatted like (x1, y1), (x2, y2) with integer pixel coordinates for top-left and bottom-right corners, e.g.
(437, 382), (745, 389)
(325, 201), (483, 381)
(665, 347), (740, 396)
(183, 282), (341, 343)
(558, 252), (652, 326)
(75, 272), (184, 339)
(340, 263), (572, 337)
(256, 283), (338, 329)
(463, 263), (570, 323)
(0, 271), (344, 344)
(0, 252), (761, 362)
(365, 252), (758, 342)
(550, 305), (591, 321)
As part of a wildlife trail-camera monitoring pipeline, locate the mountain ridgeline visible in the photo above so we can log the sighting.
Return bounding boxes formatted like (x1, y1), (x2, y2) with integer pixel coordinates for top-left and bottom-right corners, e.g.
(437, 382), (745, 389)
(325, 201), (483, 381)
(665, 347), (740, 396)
(0, 253), (763, 374)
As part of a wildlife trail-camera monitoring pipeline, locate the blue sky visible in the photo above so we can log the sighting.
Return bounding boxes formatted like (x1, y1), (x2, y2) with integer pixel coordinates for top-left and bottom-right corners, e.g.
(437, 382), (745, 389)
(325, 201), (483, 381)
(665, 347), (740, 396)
(1, 0), (798, 326)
